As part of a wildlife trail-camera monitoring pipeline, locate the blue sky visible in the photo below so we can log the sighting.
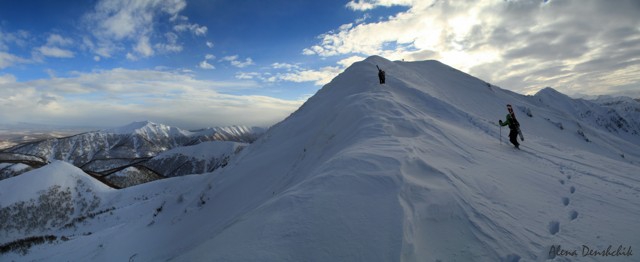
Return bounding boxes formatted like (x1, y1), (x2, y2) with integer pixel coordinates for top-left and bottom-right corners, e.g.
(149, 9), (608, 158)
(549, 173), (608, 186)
(1, 0), (639, 129)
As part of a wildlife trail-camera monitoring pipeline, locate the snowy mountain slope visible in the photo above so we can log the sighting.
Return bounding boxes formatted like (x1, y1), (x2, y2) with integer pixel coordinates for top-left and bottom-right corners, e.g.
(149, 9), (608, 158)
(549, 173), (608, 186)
(105, 121), (192, 137)
(4, 121), (260, 165)
(188, 126), (266, 145)
(143, 141), (246, 177)
(0, 162), (32, 180)
(75, 141), (246, 188)
(3, 56), (639, 261)
(0, 161), (114, 244)
(0, 152), (45, 180)
(534, 88), (640, 139)
(591, 95), (640, 134)
(172, 56), (640, 261)
(516, 88), (640, 162)
(0, 122), (263, 187)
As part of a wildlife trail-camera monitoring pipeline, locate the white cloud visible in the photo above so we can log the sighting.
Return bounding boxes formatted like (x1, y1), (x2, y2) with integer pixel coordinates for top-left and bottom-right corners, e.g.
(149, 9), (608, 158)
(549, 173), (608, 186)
(1, 30), (71, 66)
(355, 14), (370, 24)
(235, 72), (262, 80)
(35, 34), (76, 59)
(0, 29), (30, 51)
(222, 55), (255, 68)
(0, 52), (29, 69)
(37, 46), (74, 58)
(222, 55), (238, 61)
(206, 41), (214, 48)
(276, 66), (341, 85)
(233, 58), (254, 68)
(194, 26), (207, 36)
(45, 69), (57, 78)
(174, 21), (208, 36)
(239, 63), (345, 86)
(345, 0), (413, 11)
(338, 23), (353, 31)
(83, 0), (204, 59)
(0, 68), (302, 129)
(271, 62), (300, 70)
(46, 34), (74, 46)
(126, 52), (137, 61)
(199, 60), (215, 69)
(336, 55), (366, 68)
(38, 93), (59, 106)
(304, 0), (640, 96)
(171, 15), (208, 36)
(0, 74), (17, 84)
(134, 36), (154, 57)
(237, 56), (368, 86)
(155, 32), (183, 53)
(198, 54), (216, 69)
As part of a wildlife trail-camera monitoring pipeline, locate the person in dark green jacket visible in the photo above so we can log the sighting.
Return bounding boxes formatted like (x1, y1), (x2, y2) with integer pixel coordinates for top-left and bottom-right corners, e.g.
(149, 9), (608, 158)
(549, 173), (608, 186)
(499, 110), (520, 149)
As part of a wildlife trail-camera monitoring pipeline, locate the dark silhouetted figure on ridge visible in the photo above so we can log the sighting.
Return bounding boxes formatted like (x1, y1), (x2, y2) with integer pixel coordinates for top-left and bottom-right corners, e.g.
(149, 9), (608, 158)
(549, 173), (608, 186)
(376, 65), (385, 84)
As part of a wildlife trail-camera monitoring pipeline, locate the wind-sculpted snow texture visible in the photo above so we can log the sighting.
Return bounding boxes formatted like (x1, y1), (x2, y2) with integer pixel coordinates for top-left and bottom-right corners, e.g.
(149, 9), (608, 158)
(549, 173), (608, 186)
(2, 56), (639, 261)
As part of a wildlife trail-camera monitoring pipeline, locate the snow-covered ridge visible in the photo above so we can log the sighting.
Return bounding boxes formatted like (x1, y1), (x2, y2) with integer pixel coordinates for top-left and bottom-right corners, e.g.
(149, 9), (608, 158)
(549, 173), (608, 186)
(592, 95), (640, 130)
(188, 125), (266, 144)
(2, 56), (639, 261)
(3, 121), (263, 163)
(152, 141), (243, 160)
(1, 122), (264, 187)
(105, 121), (265, 140)
(534, 87), (640, 137)
(104, 120), (191, 137)
(144, 141), (245, 178)
(0, 161), (112, 207)
(0, 161), (113, 243)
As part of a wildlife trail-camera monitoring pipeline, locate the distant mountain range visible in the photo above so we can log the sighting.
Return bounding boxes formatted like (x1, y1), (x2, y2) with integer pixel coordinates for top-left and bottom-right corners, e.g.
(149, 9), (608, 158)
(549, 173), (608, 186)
(0, 121), (264, 188)
(533, 87), (640, 140)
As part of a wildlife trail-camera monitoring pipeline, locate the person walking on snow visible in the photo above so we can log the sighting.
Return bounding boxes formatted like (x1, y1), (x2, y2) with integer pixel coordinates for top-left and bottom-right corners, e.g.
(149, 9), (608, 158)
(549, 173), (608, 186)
(499, 104), (522, 149)
(376, 65), (385, 84)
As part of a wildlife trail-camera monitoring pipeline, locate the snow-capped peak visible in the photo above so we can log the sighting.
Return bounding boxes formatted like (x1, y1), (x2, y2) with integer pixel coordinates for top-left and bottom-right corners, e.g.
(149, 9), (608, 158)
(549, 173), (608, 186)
(105, 120), (153, 134)
(105, 120), (191, 138)
(534, 86), (568, 99)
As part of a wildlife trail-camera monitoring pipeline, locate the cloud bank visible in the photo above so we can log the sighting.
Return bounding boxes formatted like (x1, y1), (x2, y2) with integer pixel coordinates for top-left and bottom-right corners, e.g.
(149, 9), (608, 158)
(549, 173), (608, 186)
(0, 69), (303, 129)
(303, 0), (640, 97)
(82, 0), (207, 60)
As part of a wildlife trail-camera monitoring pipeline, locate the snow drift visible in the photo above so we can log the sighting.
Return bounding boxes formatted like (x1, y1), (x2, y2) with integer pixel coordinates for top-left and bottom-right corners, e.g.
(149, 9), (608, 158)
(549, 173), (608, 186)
(2, 56), (639, 261)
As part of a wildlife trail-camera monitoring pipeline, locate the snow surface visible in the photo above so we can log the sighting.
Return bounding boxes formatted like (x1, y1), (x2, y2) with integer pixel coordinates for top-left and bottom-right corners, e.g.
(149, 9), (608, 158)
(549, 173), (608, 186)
(0, 163), (30, 173)
(2, 56), (639, 261)
(152, 141), (243, 161)
(105, 120), (192, 137)
(1, 121), (263, 187)
(105, 121), (265, 142)
(0, 161), (112, 207)
(4, 121), (262, 166)
(143, 140), (246, 178)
